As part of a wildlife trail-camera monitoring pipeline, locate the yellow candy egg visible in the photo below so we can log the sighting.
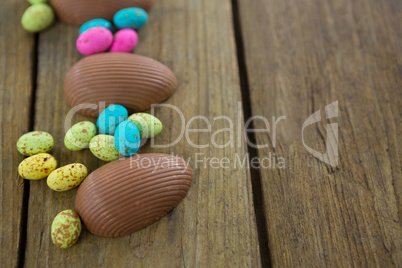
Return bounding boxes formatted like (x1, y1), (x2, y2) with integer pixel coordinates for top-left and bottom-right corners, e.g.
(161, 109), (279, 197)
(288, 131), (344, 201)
(18, 153), (57, 180)
(47, 163), (88, 191)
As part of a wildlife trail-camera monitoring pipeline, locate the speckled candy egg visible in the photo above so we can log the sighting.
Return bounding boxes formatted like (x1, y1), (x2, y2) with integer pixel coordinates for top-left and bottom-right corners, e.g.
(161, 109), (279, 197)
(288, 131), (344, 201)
(76, 27), (113, 55)
(113, 7), (148, 30)
(114, 121), (140, 156)
(28, 0), (47, 4)
(128, 113), (162, 138)
(51, 210), (81, 248)
(110, 29), (138, 53)
(89, 135), (120, 161)
(97, 104), (128, 135)
(79, 18), (113, 34)
(127, 114), (147, 137)
(21, 3), (55, 33)
(64, 121), (97, 151)
(18, 153), (57, 180)
(47, 164), (88, 191)
(17, 131), (54, 156)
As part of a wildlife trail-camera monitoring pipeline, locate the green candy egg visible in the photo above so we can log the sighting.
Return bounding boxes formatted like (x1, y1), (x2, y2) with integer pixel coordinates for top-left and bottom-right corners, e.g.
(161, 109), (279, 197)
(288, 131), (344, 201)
(21, 3), (54, 33)
(89, 135), (120, 162)
(17, 131), (54, 156)
(64, 121), (97, 151)
(127, 114), (147, 138)
(51, 210), (81, 249)
(28, 0), (48, 4)
(127, 113), (162, 138)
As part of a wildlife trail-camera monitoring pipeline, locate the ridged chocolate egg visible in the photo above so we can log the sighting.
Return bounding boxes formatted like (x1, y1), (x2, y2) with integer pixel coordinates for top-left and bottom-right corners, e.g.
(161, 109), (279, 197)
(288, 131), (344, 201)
(75, 153), (193, 237)
(49, 0), (154, 25)
(64, 53), (177, 117)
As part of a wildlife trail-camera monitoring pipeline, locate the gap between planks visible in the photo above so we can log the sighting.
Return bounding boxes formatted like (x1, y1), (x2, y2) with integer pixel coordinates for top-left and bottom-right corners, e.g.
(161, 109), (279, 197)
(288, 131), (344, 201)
(231, 0), (271, 266)
(17, 33), (38, 268)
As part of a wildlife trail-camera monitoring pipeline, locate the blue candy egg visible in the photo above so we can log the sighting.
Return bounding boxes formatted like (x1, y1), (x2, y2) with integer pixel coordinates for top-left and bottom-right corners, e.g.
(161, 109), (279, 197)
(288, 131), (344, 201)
(97, 105), (128, 135)
(79, 19), (113, 34)
(113, 8), (148, 30)
(114, 121), (140, 156)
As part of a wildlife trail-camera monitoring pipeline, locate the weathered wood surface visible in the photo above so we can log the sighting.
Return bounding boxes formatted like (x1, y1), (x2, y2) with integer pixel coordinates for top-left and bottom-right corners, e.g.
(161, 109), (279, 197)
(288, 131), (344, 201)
(238, 0), (401, 266)
(3, 0), (401, 266)
(0, 1), (35, 267)
(23, 0), (261, 267)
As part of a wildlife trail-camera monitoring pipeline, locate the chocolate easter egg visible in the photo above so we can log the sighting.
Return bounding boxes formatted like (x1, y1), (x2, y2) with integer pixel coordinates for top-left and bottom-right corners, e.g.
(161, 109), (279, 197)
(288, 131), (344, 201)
(75, 153), (193, 237)
(64, 53), (177, 117)
(49, 0), (154, 25)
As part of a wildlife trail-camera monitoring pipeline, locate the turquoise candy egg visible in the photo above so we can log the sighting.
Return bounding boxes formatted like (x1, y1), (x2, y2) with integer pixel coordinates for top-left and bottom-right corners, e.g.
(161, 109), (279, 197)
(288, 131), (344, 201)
(114, 121), (140, 156)
(113, 8), (148, 30)
(79, 19), (113, 34)
(97, 105), (128, 135)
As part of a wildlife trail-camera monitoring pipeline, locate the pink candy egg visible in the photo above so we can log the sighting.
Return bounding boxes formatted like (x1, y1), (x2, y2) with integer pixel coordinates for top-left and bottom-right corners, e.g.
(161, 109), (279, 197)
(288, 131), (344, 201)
(76, 27), (113, 55)
(109, 29), (138, 53)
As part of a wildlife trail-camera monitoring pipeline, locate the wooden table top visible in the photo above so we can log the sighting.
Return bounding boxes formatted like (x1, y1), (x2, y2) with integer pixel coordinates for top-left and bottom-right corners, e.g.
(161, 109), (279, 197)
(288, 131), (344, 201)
(1, 0), (400, 267)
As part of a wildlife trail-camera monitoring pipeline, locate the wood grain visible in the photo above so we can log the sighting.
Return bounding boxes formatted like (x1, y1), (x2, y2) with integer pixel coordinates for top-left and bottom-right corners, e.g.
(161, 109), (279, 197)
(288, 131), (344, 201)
(24, 0), (261, 267)
(238, 0), (401, 266)
(0, 1), (35, 267)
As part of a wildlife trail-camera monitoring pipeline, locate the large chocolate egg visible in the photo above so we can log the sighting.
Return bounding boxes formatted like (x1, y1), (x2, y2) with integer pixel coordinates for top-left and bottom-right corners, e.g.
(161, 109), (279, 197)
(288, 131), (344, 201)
(64, 53), (177, 117)
(49, 0), (154, 25)
(75, 153), (193, 237)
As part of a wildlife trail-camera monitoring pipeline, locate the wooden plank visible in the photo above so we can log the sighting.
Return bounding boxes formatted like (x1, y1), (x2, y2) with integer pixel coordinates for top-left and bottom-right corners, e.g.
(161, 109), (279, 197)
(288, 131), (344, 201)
(0, 1), (35, 267)
(237, 0), (401, 266)
(24, 0), (261, 266)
